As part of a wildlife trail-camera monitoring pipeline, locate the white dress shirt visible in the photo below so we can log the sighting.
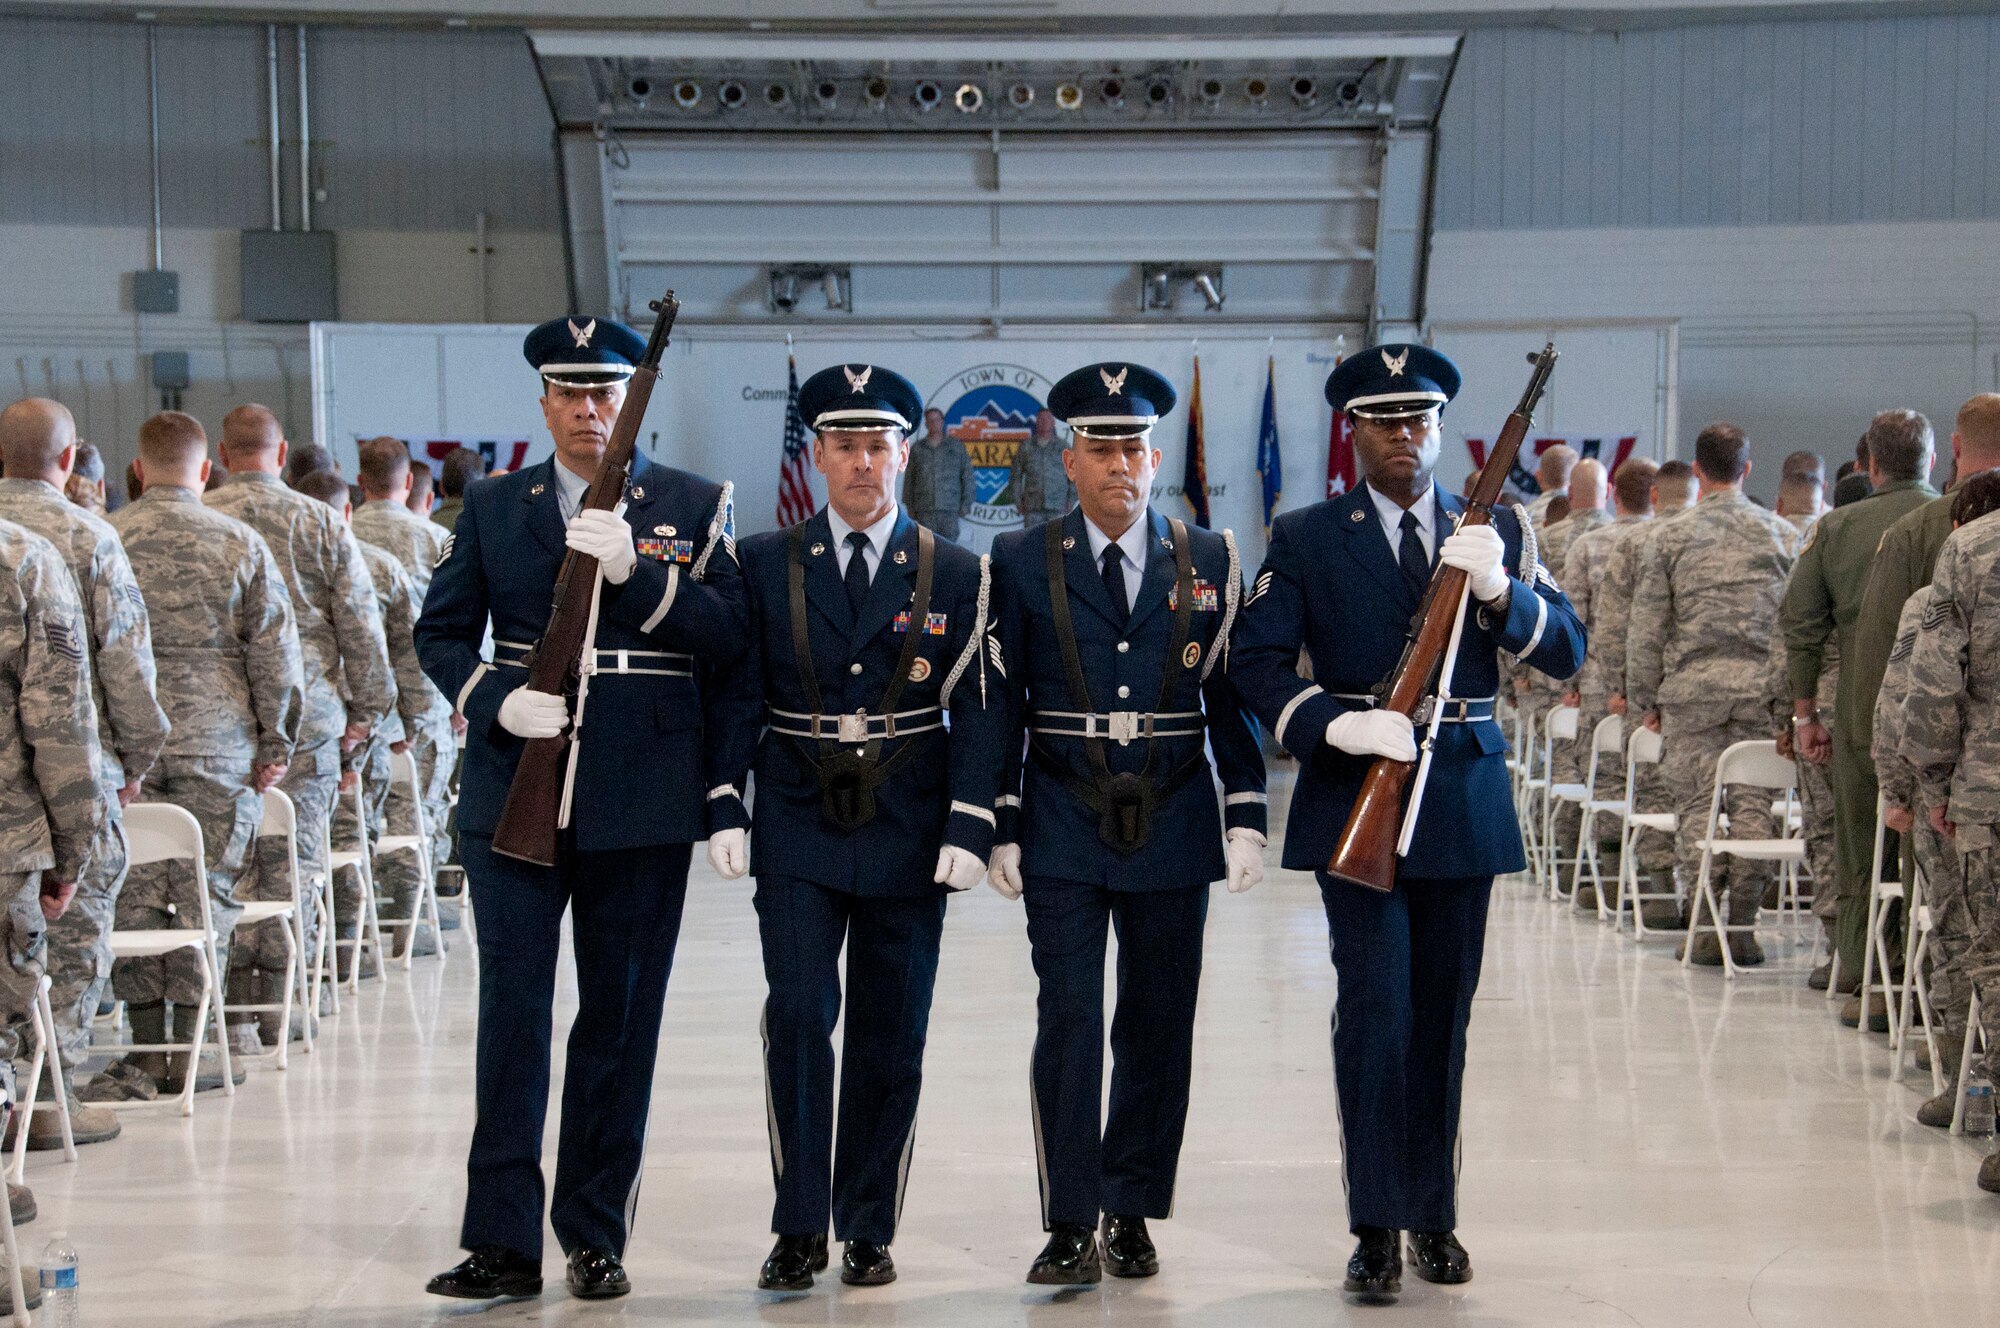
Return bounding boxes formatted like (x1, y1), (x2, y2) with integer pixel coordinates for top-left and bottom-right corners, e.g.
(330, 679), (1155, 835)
(1365, 480), (1440, 567)
(552, 456), (591, 521)
(828, 503), (900, 585)
(1082, 510), (1151, 606)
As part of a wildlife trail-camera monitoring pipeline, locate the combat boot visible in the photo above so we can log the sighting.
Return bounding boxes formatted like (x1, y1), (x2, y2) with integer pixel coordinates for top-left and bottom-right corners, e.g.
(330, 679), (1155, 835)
(1727, 933), (1765, 967)
(1677, 931), (1725, 966)
(1980, 1152), (2000, 1194)
(1840, 994), (1890, 1033)
(1639, 873), (1681, 931)
(163, 1002), (247, 1094)
(1916, 1087), (1958, 1129)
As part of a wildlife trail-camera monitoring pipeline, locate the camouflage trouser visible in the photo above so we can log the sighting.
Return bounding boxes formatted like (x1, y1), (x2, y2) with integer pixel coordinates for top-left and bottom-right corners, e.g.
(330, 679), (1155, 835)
(330, 734), (392, 962)
(112, 755), (255, 1007)
(0, 873), (47, 1067)
(1916, 819), (1972, 1041)
(1796, 736), (1840, 933)
(379, 723), (453, 932)
(235, 738), (338, 976)
(48, 814), (125, 1070)
(1945, 836), (2000, 1081)
(1661, 699), (1775, 927)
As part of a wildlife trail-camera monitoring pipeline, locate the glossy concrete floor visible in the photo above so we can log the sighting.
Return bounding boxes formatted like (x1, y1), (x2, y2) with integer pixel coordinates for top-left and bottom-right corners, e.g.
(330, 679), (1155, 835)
(41, 779), (2000, 1327)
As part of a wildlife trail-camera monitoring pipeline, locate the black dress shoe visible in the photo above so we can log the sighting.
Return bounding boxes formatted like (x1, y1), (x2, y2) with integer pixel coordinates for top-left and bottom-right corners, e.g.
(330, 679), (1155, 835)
(566, 1247), (629, 1299)
(841, 1239), (897, 1286)
(1407, 1230), (1472, 1284)
(426, 1245), (543, 1300)
(1026, 1222), (1101, 1286)
(1343, 1225), (1402, 1300)
(1101, 1214), (1158, 1278)
(759, 1233), (829, 1291)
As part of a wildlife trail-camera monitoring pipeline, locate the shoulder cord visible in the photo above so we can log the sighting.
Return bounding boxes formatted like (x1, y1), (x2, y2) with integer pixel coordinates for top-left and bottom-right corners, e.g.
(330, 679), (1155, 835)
(1202, 528), (1240, 683)
(690, 480), (735, 582)
(939, 552), (991, 709)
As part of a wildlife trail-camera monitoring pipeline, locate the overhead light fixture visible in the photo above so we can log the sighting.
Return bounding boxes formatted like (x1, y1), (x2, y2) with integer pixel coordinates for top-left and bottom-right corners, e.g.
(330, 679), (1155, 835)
(626, 76), (652, 106)
(768, 264), (853, 314)
(1007, 82), (1035, 109)
(1054, 82), (1083, 111)
(815, 80), (839, 109)
(1140, 263), (1226, 313)
(768, 268), (801, 313)
(955, 83), (984, 113)
(1197, 77), (1224, 107)
(1145, 76), (1173, 108)
(821, 268), (851, 311)
(1243, 77), (1269, 107)
(673, 79), (702, 108)
(1334, 77), (1364, 108)
(913, 79), (942, 112)
(1099, 77), (1125, 109)
(1290, 76), (1318, 108)
(765, 82), (792, 108)
(864, 76), (890, 106)
(717, 79), (747, 109)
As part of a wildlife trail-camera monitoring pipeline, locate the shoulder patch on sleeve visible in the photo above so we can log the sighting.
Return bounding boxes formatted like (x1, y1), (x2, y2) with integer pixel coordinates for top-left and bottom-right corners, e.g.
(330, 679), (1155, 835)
(1921, 596), (1953, 631)
(1246, 568), (1273, 607)
(434, 532), (455, 569)
(44, 612), (84, 664)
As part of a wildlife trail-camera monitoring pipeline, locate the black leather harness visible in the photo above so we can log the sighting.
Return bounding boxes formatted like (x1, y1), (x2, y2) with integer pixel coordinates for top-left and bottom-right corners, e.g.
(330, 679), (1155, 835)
(783, 522), (938, 832)
(1031, 517), (1207, 854)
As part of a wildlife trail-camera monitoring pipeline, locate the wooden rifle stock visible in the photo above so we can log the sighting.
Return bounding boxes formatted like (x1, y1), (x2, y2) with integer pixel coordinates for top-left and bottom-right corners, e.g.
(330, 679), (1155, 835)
(1325, 343), (1559, 892)
(491, 292), (681, 865)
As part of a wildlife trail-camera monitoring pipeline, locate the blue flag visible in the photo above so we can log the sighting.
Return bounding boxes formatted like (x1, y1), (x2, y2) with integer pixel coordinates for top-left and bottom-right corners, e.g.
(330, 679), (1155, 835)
(1256, 356), (1282, 536)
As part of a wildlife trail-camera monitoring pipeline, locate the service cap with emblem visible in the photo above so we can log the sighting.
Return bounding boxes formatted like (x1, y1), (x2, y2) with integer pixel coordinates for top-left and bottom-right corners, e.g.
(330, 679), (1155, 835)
(1048, 361), (1176, 437)
(1323, 343), (1462, 420)
(523, 315), (648, 388)
(797, 363), (923, 434)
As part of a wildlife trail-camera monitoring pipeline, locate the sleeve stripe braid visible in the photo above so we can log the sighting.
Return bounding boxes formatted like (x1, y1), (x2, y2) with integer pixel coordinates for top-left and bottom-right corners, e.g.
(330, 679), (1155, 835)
(1204, 528), (1240, 683)
(690, 480), (734, 582)
(453, 661), (492, 717)
(1224, 791), (1267, 805)
(1275, 683), (1325, 750)
(950, 799), (997, 826)
(640, 564), (680, 633)
(940, 553), (990, 708)
(1515, 590), (1549, 661)
(707, 784), (740, 801)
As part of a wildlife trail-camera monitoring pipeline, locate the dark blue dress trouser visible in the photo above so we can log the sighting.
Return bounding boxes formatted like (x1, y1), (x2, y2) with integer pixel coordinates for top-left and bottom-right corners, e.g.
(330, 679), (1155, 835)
(458, 832), (691, 1260)
(1317, 871), (1493, 1234)
(754, 873), (947, 1245)
(1024, 876), (1209, 1228)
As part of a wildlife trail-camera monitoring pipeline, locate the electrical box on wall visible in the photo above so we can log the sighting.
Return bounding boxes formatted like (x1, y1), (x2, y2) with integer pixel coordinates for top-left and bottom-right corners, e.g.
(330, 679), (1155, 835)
(132, 270), (180, 314)
(240, 231), (338, 323)
(150, 350), (190, 390)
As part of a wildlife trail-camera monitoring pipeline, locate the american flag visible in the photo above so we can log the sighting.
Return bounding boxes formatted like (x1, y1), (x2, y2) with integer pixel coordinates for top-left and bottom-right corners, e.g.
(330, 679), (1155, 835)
(776, 352), (815, 527)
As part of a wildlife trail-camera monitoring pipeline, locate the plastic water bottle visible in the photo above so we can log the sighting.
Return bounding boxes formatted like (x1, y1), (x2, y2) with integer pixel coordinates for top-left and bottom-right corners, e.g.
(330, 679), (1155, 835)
(38, 1232), (78, 1325)
(1965, 1071), (1997, 1139)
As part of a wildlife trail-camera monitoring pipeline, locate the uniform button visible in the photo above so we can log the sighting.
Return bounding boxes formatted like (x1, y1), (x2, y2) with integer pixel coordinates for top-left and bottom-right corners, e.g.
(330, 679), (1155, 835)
(850, 662), (864, 675)
(1117, 685), (1131, 699)
(1116, 641), (1130, 653)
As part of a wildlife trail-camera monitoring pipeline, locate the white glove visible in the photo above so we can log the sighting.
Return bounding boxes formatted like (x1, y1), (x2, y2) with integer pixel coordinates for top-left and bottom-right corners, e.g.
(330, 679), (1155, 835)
(1225, 828), (1266, 894)
(934, 845), (985, 892)
(1439, 523), (1509, 603)
(496, 686), (569, 739)
(565, 509), (637, 586)
(988, 843), (1024, 900)
(1326, 709), (1418, 763)
(708, 827), (748, 880)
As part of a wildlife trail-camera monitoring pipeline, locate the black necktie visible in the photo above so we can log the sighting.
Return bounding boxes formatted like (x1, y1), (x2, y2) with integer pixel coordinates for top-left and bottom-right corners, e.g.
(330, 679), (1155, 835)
(844, 531), (872, 613)
(1101, 544), (1130, 622)
(1398, 509), (1429, 597)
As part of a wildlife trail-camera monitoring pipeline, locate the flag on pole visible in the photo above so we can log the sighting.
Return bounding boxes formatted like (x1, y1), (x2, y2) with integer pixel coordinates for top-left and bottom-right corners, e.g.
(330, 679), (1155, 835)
(1183, 353), (1210, 528)
(776, 351), (815, 527)
(1256, 354), (1282, 536)
(1325, 334), (1356, 498)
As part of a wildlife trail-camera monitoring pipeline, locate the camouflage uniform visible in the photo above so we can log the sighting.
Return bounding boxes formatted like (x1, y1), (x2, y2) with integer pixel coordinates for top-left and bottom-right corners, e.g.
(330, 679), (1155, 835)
(1559, 513), (1650, 900)
(1900, 515), (2000, 1079)
(351, 498), (446, 602)
(0, 479), (168, 1068)
(902, 434), (976, 542)
(351, 538), (454, 956)
(0, 520), (103, 1068)
(1598, 515), (1682, 882)
(1008, 433), (1074, 526)
(1764, 628), (1840, 936)
(206, 472), (393, 985)
(1535, 507), (1613, 891)
(1875, 587), (1969, 1043)
(108, 488), (302, 1006)
(1627, 490), (1800, 931)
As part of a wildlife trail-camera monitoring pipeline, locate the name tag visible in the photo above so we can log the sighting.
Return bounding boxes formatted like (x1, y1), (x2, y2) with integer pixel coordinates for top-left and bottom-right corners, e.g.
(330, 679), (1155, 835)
(637, 538), (694, 563)
(1169, 580), (1220, 612)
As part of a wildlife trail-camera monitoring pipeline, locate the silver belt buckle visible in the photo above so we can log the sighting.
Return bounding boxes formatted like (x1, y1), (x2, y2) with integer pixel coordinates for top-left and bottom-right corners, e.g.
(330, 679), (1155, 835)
(837, 711), (869, 744)
(1108, 711), (1139, 745)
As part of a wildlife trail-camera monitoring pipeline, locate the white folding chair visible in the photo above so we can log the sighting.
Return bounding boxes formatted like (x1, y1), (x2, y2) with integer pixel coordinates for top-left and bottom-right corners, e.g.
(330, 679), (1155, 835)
(1616, 725), (1680, 937)
(0, 1093), (27, 1328)
(374, 749), (445, 971)
(1949, 989), (1991, 1135)
(1681, 740), (1806, 979)
(1573, 714), (1627, 921)
(1517, 707), (1546, 872)
(1857, 794), (1906, 1041)
(1539, 705), (1584, 901)
(101, 803), (233, 1116)
(8, 975), (75, 1185)
(1894, 855), (1945, 1092)
(219, 790), (305, 1067)
(326, 779), (386, 992)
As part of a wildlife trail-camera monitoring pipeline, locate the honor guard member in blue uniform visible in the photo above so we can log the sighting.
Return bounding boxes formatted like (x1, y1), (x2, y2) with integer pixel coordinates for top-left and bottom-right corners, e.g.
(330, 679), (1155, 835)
(1228, 345), (1583, 1302)
(415, 316), (748, 1303)
(987, 362), (1267, 1286)
(706, 363), (1006, 1292)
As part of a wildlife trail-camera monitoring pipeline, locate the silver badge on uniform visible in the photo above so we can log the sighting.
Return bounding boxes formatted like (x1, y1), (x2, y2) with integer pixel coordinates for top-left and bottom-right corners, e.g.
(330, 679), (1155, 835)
(893, 549), (908, 565)
(1349, 508), (1365, 522)
(630, 485), (645, 500)
(810, 542), (826, 556)
(531, 483), (546, 496)
(654, 524), (676, 537)
(1062, 536), (1076, 550)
